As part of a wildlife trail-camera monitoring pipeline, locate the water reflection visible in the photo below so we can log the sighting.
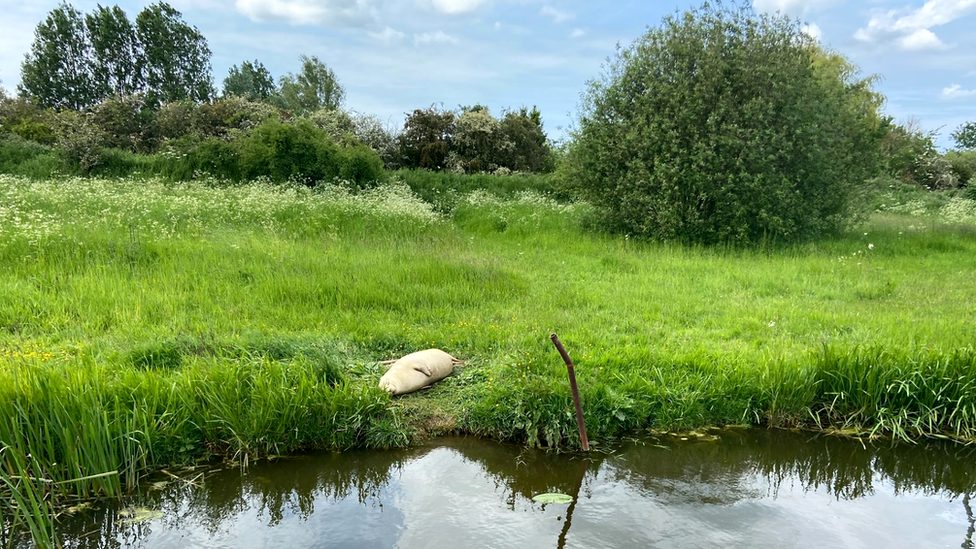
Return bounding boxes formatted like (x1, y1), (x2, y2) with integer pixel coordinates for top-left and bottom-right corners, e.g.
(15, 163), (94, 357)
(48, 429), (976, 549)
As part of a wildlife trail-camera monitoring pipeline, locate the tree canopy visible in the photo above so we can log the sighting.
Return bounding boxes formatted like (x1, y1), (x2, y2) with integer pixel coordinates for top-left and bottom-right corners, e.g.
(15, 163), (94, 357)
(278, 55), (345, 116)
(569, 2), (885, 245)
(19, 1), (213, 109)
(223, 60), (277, 101)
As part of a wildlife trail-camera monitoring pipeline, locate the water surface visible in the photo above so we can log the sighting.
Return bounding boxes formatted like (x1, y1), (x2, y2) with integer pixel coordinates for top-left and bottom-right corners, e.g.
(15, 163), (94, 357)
(50, 429), (976, 548)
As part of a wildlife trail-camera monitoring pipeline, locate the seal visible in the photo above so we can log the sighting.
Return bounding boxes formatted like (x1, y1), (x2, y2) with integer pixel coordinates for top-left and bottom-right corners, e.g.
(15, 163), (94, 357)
(378, 348), (460, 396)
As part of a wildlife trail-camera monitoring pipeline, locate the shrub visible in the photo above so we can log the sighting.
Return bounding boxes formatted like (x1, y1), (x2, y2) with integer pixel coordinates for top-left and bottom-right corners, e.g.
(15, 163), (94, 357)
(90, 94), (155, 152)
(0, 96), (56, 145)
(399, 105), (455, 170)
(237, 117), (341, 184)
(50, 109), (109, 171)
(195, 96), (279, 138)
(499, 107), (550, 173)
(155, 100), (198, 142)
(453, 107), (510, 174)
(0, 133), (66, 176)
(306, 108), (355, 144)
(945, 149), (976, 188)
(350, 112), (398, 168)
(882, 119), (958, 190)
(568, 3), (884, 245)
(338, 143), (385, 188)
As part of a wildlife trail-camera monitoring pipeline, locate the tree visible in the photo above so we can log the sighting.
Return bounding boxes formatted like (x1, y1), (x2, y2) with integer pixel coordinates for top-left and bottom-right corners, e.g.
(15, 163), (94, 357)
(86, 5), (140, 97)
(223, 60), (277, 101)
(399, 105), (455, 170)
(500, 106), (550, 172)
(569, 2), (884, 245)
(453, 107), (508, 173)
(953, 122), (976, 150)
(350, 112), (398, 168)
(278, 55), (344, 116)
(881, 118), (957, 190)
(19, 2), (97, 110)
(136, 2), (214, 105)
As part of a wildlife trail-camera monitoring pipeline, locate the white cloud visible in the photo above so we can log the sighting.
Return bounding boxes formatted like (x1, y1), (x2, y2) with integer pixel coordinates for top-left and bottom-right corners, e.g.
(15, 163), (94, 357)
(414, 30), (459, 45)
(752, 0), (839, 16)
(430, 0), (489, 14)
(540, 5), (574, 23)
(898, 28), (946, 50)
(370, 26), (405, 42)
(234, 0), (380, 27)
(941, 83), (976, 99)
(854, 0), (976, 51)
(801, 23), (822, 40)
(570, 28), (585, 38)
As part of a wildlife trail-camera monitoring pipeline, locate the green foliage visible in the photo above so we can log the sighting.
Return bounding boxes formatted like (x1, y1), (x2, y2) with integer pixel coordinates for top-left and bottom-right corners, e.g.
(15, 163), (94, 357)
(0, 134), (66, 177)
(393, 169), (564, 210)
(153, 96), (279, 145)
(135, 2), (214, 105)
(185, 137), (242, 180)
(237, 117), (340, 183)
(86, 4), (140, 97)
(339, 143), (385, 188)
(350, 112), (399, 168)
(813, 348), (976, 440)
(20, 2), (213, 110)
(195, 96), (279, 138)
(0, 96), (57, 145)
(91, 94), (155, 152)
(569, 3), (884, 245)
(952, 121), (976, 150)
(499, 107), (551, 173)
(223, 59), (277, 101)
(19, 2), (98, 110)
(50, 109), (108, 171)
(881, 119), (958, 190)
(306, 107), (355, 143)
(452, 107), (508, 173)
(278, 55), (344, 116)
(399, 105), (455, 170)
(945, 149), (976, 187)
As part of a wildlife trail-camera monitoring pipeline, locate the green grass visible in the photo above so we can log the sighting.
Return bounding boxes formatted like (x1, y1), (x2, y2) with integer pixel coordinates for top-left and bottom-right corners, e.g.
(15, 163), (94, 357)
(2, 173), (976, 545)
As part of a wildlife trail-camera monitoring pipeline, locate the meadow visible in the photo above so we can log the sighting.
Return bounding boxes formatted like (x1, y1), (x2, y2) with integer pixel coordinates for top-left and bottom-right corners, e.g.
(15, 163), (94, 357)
(2, 173), (976, 545)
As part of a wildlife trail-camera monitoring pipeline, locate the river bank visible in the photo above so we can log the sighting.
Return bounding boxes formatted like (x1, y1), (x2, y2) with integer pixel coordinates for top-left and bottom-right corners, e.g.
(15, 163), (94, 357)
(2, 174), (976, 546)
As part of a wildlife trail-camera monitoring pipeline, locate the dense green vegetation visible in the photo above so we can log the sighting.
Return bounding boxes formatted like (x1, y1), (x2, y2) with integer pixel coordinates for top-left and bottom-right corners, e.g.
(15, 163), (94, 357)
(2, 1), (976, 546)
(2, 174), (976, 546)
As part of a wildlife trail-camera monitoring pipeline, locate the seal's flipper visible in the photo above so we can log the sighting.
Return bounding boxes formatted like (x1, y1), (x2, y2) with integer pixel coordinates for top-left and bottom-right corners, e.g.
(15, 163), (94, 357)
(413, 364), (433, 377)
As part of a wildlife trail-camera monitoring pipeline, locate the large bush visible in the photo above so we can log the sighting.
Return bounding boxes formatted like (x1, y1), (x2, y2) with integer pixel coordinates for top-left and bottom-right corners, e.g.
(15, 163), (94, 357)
(946, 150), (976, 188)
(399, 106), (455, 170)
(881, 119), (957, 190)
(568, 3), (884, 245)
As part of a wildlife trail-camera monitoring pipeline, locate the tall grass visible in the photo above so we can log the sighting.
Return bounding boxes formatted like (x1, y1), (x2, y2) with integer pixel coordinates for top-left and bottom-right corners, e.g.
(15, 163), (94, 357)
(2, 173), (976, 544)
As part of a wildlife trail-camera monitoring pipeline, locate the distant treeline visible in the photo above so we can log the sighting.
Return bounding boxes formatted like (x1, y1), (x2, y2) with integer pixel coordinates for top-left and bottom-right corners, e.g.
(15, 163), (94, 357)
(0, 1), (553, 184)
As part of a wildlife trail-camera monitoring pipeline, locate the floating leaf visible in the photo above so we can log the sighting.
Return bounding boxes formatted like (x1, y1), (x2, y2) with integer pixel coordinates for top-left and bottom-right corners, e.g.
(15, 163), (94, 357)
(118, 507), (164, 524)
(532, 493), (573, 504)
(64, 502), (93, 515)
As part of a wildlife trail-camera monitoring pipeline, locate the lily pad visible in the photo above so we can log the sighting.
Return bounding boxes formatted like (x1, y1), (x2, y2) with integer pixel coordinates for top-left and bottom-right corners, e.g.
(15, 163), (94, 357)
(532, 493), (574, 504)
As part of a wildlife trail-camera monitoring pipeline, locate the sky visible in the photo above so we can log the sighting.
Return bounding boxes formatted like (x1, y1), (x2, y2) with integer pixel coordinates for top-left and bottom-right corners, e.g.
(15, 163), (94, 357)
(0, 0), (974, 149)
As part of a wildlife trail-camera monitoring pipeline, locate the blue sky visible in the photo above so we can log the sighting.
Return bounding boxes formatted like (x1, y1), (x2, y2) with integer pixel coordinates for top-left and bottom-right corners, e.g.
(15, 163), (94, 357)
(1, 0), (974, 148)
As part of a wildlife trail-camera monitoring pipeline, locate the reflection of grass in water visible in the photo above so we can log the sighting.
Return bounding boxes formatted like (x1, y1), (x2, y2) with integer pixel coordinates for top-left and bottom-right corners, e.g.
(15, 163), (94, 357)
(2, 175), (976, 545)
(605, 430), (976, 504)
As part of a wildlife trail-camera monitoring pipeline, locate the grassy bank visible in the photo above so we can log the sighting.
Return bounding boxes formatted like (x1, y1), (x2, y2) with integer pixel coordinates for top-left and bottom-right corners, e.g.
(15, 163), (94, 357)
(2, 174), (976, 545)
